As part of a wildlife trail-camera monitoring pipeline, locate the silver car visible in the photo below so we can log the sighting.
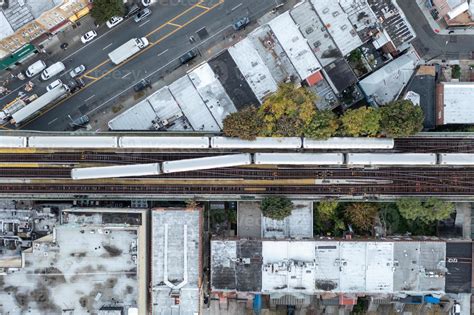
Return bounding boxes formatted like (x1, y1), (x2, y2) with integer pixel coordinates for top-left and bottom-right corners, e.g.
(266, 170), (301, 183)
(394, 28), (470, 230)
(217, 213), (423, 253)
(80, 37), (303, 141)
(69, 65), (86, 78)
(134, 8), (151, 23)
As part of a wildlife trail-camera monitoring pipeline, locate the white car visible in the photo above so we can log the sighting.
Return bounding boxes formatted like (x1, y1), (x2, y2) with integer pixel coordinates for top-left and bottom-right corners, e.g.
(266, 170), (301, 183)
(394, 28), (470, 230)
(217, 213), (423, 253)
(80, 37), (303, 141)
(106, 16), (123, 28)
(46, 79), (62, 92)
(69, 65), (86, 78)
(80, 30), (97, 44)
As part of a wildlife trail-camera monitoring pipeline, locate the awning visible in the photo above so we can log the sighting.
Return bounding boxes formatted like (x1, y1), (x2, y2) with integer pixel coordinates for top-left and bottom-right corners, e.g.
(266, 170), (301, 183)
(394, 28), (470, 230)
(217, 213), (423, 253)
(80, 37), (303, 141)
(306, 70), (324, 86)
(69, 7), (90, 22)
(0, 44), (37, 70)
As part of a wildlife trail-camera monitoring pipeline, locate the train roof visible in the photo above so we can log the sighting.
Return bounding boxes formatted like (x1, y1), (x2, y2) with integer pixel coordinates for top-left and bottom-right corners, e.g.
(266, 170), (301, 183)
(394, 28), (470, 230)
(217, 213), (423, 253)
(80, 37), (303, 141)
(162, 154), (252, 173)
(347, 153), (436, 165)
(119, 136), (209, 148)
(71, 163), (160, 180)
(0, 136), (27, 148)
(28, 136), (118, 148)
(254, 153), (344, 165)
(440, 153), (474, 165)
(211, 137), (302, 149)
(303, 137), (394, 149)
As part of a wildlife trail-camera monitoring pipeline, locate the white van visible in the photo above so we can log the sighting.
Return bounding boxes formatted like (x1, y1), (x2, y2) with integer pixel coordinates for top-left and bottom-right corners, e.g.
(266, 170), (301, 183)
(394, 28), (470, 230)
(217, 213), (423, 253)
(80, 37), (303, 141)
(41, 62), (65, 81)
(25, 60), (46, 78)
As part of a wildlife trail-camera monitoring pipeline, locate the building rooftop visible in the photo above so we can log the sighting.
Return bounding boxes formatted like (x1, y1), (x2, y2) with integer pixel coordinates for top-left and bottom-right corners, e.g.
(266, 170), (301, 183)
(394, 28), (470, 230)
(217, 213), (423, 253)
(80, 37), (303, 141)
(237, 201), (262, 238)
(339, 0), (379, 43)
(290, 1), (341, 67)
(405, 70), (436, 129)
(310, 0), (363, 56)
(262, 201), (313, 239)
(359, 48), (419, 105)
(367, 0), (415, 51)
(188, 63), (237, 128)
(323, 58), (358, 93)
(228, 38), (278, 103)
(168, 75), (220, 132)
(438, 82), (474, 124)
(151, 208), (200, 314)
(247, 24), (299, 84)
(268, 11), (321, 81)
(445, 242), (472, 293)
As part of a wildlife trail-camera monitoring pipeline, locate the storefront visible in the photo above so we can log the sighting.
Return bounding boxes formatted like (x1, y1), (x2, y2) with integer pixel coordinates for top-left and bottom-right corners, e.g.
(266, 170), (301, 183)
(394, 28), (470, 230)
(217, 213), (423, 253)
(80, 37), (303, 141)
(0, 44), (38, 71)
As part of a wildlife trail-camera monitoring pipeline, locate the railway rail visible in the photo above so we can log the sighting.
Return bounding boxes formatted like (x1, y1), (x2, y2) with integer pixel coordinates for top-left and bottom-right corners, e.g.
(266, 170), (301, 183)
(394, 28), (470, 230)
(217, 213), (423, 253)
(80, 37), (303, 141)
(394, 138), (474, 152)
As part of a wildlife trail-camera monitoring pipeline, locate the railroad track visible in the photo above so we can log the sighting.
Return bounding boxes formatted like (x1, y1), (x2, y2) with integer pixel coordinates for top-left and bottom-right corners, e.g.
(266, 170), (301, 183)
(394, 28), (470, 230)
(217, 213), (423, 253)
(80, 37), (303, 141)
(394, 138), (474, 152)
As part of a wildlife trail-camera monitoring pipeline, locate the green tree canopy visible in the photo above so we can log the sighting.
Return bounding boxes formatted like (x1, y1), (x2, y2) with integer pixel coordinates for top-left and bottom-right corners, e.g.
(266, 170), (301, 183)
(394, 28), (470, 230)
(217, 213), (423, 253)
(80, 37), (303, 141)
(258, 83), (316, 137)
(380, 100), (424, 137)
(317, 200), (339, 221)
(91, 0), (124, 24)
(260, 196), (294, 220)
(304, 109), (339, 139)
(341, 106), (381, 137)
(344, 203), (379, 231)
(396, 198), (454, 224)
(222, 106), (261, 140)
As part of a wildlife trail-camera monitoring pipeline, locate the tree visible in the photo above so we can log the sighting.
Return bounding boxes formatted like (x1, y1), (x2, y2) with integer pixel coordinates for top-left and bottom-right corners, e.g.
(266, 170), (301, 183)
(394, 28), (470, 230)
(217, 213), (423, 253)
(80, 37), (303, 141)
(304, 110), (339, 139)
(341, 106), (381, 137)
(222, 106), (261, 140)
(380, 100), (424, 137)
(91, 0), (125, 24)
(258, 83), (316, 137)
(317, 200), (339, 221)
(260, 196), (293, 220)
(344, 203), (379, 232)
(396, 198), (454, 224)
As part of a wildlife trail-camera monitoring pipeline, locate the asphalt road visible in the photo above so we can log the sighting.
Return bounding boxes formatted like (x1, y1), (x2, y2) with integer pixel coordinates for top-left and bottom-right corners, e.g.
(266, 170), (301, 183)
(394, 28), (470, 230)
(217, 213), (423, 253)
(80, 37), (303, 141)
(398, 0), (474, 60)
(3, 0), (278, 131)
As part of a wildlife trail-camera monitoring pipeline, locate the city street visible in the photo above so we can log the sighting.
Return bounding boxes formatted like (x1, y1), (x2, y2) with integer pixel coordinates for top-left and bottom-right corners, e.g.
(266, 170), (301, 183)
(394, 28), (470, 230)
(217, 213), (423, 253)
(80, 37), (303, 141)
(0, 0), (279, 131)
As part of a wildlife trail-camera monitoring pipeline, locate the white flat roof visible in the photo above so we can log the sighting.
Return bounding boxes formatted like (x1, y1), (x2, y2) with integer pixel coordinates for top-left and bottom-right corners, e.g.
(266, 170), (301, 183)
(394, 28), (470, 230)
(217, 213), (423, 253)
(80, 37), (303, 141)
(108, 99), (156, 130)
(28, 136), (118, 148)
(365, 242), (394, 293)
(339, 242), (367, 292)
(228, 38), (278, 103)
(211, 137), (302, 149)
(162, 154), (252, 173)
(119, 136), (209, 149)
(442, 82), (474, 124)
(0, 136), (26, 148)
(310, 0), (363, 56)
(440, 153), (474, 165)
(0, 12), (14, 41)
(71, 163), (160, 180)
(169, 76), (220, 132)
(359, 49), (420, 105)
(268, 11), (321, 81)
(303, 137), (394, 149)
(347, 153), (437, 165)
(188, 63), (237, 129)
(254, 153), (343, 165)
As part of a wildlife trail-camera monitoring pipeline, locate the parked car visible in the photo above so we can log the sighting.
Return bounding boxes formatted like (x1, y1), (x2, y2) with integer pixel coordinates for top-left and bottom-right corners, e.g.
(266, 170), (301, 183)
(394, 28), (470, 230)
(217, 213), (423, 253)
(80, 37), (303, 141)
(106, 16), (123, 28)
(69, 65), (86, 78)
(41, 62), (65, 81)
(124, 4), (140, 18)
(179, 49), (197, 64)
(233, 16), (250, 30)
(81, 30), (97, 44)
(25, 60), (46, 78)
(67, 78), (85, 93)
(69, 115), (90, 130)
(134, 8), (151, 23)
(46, 79), (63, 92)
(134, 79), (151, 92)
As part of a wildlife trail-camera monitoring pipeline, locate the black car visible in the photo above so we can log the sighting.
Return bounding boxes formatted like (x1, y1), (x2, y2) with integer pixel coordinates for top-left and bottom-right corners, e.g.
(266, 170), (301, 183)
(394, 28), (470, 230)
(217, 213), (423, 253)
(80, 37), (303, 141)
(69, 115), (89, 129)
(67, 78), (85, 93)
(134, 79), (151, 92)
(124, 4), (140, 18)
(179, 50), (197, 64)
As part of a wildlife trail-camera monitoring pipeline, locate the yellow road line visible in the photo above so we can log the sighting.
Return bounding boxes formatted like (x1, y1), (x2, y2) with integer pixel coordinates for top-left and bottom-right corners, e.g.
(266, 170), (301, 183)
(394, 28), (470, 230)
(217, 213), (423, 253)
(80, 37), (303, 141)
(83, 59), (109, 77)
(0, 148), (36, 153)
(196, 4), (210, 10)
(27, 178), (316, 185)
(167, 22), (182, 28)
(0, 163), (40, 168)
(82, 74), (97, 80)
(18, 1), (223, 130)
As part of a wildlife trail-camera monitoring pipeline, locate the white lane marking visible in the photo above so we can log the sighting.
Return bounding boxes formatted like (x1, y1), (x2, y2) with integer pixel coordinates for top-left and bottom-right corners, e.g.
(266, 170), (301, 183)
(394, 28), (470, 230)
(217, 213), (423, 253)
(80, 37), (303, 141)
(157, 49), (169, 56)
(122, 72), (131, 78)
(84, 94), (96, 102)
(231, 3), (243, 11)
(102, 43), (113, 50)
(139, 20), (151, 28)
(47, 118), (58, 125)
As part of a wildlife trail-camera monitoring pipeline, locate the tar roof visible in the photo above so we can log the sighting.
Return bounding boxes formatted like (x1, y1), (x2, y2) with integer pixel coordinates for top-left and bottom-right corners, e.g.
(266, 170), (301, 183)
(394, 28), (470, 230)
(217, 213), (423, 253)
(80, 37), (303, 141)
(405, 74), (436, 129)
(268, 11), (321, 81)
(323, 58), (358, 93)
(445, 242), (472, 293)
(228, 38), (278, 103)
(310, 0), (363, 56)
(151, 209), (200, 314)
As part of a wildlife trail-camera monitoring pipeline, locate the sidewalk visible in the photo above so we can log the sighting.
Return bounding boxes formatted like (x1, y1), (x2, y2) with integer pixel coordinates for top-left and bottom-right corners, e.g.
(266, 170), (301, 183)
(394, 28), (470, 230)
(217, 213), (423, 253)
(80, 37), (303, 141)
(414, 0), (474, 35)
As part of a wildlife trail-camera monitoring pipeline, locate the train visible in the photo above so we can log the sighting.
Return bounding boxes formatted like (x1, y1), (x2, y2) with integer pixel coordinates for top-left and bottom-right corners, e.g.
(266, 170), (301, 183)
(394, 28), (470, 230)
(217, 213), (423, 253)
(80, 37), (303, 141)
(71, 152), (474, 180)
(0, 136), (394, 150)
